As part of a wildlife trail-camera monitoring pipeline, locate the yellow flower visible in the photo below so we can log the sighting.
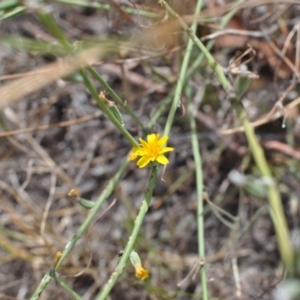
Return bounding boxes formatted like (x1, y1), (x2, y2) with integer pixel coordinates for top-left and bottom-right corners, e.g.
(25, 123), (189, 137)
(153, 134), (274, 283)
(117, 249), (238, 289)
(128, 133), (174, 168)
(134, 263), (149, 280)
(130, 250), (149, 281)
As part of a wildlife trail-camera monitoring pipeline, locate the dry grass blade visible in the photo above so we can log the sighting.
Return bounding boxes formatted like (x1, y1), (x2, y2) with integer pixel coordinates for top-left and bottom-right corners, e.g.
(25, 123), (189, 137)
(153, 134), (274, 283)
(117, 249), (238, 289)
(0, 111), (102, 138)
(0, 47), (106, 108)
(221, 96), (300, 135)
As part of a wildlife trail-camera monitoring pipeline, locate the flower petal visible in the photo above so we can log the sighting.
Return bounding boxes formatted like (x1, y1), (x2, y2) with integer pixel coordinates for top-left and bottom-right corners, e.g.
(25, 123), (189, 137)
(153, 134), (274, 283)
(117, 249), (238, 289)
(137, 156), (151, 168)
(129, 133), (174, 168)
(159, 147), (174, 154)
(135, 263), (149, 280)
(147, 133), (157, 144)
(137, 148), (148, 156)
(158, 136), (168, 147)
(156, 155), (169, 165)
(139, 138), (148, 148)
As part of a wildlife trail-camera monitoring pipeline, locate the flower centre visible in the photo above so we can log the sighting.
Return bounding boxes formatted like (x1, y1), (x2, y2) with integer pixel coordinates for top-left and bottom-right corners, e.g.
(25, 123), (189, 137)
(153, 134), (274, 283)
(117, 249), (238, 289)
(148, 145), (160, 157)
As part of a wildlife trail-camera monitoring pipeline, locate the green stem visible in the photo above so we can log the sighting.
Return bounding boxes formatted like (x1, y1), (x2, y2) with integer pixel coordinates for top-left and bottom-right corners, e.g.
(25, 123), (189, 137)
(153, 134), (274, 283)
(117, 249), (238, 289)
(38, 11), (73, 52)
(80, 70), (139, 147)
(3, 6), (25, 19)
(147, 92), (173, 129)
(37, 10), (139, 147)
(158, 2), (209, 293)
(96, 165), (158, 300)
(186, 86), (208, 298)
(186, 0), (245, 79)
(158, 0), (230, 92)
(87, 66), (144, 128)
(55, 276), (82, 300)
(159, 0), (293, 273)
(162, 0), (207, 137)
(0, 0), (18, 10)
(151, 0), (244, 130)
(230, 95), (294, 272)
(30, 160), (129, 299)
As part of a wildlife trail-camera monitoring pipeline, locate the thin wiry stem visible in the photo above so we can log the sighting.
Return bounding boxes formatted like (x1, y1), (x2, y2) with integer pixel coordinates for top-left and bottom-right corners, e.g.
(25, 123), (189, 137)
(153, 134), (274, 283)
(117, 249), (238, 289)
(163, 0), (204, 137)
(96, 165), (158, 300)
(80, 70), (139, 147)
(38, 10), (139, 147)
(162, 0), (209, 297)
(29, 161), (129, 299)
(158, 0), (230, 92)
(159, 0), (294, 274)
(87, 66), (144, 128)
(230, 94), (294, 272)
(55, 276), (82, 300)
(186, 84), (208, 299)
(150, 0), (244, 130)
(186, 0), (246, 78)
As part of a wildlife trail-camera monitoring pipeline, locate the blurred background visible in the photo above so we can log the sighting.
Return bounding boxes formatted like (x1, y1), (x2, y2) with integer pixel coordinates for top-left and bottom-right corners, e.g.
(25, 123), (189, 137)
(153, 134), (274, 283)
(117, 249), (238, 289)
(1, 1), (300, 299)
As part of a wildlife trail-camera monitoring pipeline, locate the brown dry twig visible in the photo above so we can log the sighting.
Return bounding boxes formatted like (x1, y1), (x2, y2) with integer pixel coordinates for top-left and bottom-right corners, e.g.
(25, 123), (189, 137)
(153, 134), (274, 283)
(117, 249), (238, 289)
(262, 140), (300, 160)
(201, 26), (278, 42)
(224, 45), (259, 79)
(221, 96), (300, 135)
(0, 111), (102, 138)
(101, 63), (167, 93)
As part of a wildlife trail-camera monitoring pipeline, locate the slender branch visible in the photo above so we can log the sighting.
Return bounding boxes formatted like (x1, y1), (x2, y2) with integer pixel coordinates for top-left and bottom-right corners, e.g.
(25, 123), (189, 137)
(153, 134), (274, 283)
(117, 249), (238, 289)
(80, 70), (139, 147)
(163, 0), (206, 137)
(230, 94), (294, 272)
(162, 0), (209, 297)
(158, 0), (230, 92)
(29, 160), (129, 299)
(55, 276), (82, 300)
(158, 0), (294, 273)
(37, 10), (139, 147)
(87, 66), (144, 128)
(96, 165), (158, 300)
(187, 85), (208, 299)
